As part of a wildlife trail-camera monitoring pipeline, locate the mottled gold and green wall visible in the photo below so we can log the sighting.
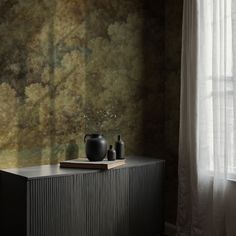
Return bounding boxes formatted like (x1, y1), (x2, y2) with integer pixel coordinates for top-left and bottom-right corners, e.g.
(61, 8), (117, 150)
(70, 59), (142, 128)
(0, 0), (165, 168)
(0, 0), (184, 225)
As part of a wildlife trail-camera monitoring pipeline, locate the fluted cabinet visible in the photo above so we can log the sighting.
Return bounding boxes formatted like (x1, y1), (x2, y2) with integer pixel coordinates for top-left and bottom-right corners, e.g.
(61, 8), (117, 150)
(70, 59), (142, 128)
(0, 156), (165, 236)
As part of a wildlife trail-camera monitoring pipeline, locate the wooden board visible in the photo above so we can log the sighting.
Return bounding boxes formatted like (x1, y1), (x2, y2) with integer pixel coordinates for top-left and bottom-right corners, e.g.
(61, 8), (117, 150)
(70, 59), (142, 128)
(60, 158), (126, 170)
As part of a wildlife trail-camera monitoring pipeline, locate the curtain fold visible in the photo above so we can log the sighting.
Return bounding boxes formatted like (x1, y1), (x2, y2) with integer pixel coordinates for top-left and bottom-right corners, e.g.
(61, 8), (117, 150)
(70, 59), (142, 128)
(177, 0), (236, 235)
(177, 0), (199, 235)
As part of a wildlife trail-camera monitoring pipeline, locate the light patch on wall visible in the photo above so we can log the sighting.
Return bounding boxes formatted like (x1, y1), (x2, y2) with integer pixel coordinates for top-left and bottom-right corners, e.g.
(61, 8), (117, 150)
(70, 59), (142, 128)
(0, 0), (145, 168)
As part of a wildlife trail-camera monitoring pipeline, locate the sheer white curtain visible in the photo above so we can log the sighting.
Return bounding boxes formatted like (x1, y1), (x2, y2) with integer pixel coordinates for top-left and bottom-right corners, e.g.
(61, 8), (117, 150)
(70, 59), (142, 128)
(177, 0), (236, 235)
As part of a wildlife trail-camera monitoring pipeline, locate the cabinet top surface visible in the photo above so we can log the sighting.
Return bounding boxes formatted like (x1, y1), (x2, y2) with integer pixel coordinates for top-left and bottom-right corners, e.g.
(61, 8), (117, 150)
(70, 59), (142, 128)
(0, 156), (164, 179)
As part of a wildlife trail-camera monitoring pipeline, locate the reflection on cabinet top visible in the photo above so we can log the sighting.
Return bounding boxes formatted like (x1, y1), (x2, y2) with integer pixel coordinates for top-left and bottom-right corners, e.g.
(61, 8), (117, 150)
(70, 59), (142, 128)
(0, 156), (164, 179)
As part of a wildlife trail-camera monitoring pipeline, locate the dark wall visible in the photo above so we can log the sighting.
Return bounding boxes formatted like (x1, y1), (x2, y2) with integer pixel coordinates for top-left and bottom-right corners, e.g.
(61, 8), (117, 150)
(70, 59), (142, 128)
(142, 0), (165, 157)
(164, 0), (183, 223)
(142, 0), (183, 224)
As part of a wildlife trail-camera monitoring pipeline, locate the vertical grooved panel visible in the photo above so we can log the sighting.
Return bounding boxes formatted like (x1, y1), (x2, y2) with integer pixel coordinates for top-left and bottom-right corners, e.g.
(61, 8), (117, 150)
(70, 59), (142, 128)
(27, 161), (164, 236)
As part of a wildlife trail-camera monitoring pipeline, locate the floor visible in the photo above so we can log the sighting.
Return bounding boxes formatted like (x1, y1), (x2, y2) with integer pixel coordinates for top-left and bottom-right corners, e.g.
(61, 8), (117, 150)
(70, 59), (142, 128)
(164, 222), (176, 236)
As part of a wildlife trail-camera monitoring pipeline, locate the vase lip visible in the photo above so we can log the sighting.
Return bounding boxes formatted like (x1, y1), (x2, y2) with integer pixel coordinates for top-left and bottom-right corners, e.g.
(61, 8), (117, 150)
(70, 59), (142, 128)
(90, 133), (103, 138)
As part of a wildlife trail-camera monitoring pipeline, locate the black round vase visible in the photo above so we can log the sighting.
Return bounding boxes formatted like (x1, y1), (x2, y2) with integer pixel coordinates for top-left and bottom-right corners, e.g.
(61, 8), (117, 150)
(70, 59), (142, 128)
(84, 134), (107, 161)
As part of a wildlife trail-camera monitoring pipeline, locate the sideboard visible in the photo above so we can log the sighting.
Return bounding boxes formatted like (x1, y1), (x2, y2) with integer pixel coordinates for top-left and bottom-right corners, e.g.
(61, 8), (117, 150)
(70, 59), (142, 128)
(0, 156), (165, 236)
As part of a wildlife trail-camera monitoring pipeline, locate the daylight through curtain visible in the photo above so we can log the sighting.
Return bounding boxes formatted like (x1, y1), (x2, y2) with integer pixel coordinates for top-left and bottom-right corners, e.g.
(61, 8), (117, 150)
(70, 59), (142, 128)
(177, 0), (236, 235)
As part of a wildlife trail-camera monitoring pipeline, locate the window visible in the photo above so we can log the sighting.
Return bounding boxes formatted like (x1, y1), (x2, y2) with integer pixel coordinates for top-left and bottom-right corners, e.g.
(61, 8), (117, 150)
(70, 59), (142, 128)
(198, 0), (236, 176)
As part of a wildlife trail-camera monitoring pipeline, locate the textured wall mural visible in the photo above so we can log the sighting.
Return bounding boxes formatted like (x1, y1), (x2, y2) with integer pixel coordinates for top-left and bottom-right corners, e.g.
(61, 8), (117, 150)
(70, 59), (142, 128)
(0, 0), (181, 225)
(0, 0), (151, 168)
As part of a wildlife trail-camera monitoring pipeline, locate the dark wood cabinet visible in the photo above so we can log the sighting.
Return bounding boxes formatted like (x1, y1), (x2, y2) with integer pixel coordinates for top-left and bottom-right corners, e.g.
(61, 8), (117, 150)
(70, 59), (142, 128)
(0, 156), (165, 236)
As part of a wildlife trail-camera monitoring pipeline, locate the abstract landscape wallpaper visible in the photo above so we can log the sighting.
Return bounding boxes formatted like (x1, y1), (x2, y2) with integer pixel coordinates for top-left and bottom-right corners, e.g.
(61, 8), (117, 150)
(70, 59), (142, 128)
(0, 0), (163, 168)
(0, 0), (183, 225)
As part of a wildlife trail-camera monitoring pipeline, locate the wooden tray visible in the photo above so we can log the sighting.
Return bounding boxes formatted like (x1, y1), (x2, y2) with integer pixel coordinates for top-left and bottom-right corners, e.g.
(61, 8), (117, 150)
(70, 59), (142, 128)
(60, 158), (126, 170)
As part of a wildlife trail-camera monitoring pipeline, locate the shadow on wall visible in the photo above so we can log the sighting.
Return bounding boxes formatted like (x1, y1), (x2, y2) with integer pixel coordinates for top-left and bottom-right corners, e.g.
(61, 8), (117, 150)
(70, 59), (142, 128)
(0, 0), (87, 167)
(0, 0), (167, 169)
(142, 0), (166, 157)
